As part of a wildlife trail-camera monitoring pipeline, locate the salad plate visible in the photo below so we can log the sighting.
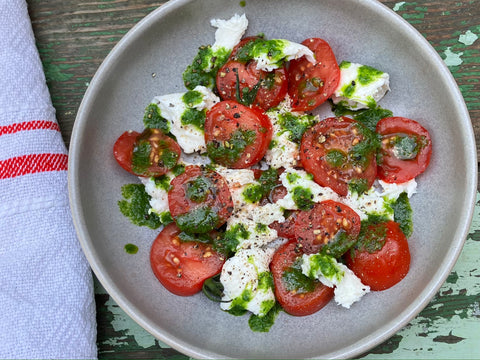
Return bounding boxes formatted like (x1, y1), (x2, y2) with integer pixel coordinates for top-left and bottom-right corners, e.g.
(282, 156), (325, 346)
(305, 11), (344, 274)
(68, 0), (477, 358)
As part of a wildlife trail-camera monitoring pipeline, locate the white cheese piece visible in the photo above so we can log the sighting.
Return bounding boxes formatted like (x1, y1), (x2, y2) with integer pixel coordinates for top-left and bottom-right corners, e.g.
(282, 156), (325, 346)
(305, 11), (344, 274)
(331, 61), (390, 110)
(378, 178), (417, 199)
(215, 167), (257, 208)
(151, 85), (219, 153)
(343, 186), (390, 221)
(220, 246), (276, 316)
(264, 130), (299, 169)
(343, 179), (417, 220)
(226, 203), (284, 249)
(276, 168), (339, 210)
(216, 166), (284, 249)
(301, 253), (370, 309)
(211, 14), (248, 52)
(254, 39), (315, 72)
(140, 176), (172, 216)
(264, 101), (308, 169)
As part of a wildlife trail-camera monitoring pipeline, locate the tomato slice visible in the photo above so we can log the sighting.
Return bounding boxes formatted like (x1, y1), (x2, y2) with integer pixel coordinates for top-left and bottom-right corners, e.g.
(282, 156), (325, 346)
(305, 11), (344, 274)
(300, 116), (378, 196)
(113, 128), (182, 177)
(270, 240), (334, 316)
(113, 130), (140, 174)
(376, 116), (432, 183)
(287, 38), (340, 111)
(168, 165), (234, 233)
(269, 210), (298, 239)
(204, 100), (272, 168)
(294, 200), (361, 255)
(150, 223), (226, 296)
(216, 60), (288, 111)
(345, 220), (410, 291)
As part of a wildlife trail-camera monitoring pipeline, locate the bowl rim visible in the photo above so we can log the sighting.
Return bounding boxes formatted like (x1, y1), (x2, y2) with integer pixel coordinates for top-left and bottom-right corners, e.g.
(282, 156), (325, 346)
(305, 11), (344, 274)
(68, 0), (478, 358)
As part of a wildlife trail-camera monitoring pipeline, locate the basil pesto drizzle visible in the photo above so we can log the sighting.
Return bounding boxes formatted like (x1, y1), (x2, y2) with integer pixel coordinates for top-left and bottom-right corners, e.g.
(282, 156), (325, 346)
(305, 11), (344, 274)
(242, 168), (279, 203)
(282, 258), (317, 293)
(234, 38), (288, 68)
(391, 192), (413, 237)
(186, 175), (214, 203)
(143, 103), (170, 133)
(124, 243), (139, 255)
(213, 223), (250, 256)
(183, 45), (231, 90)
(206, 128), (256, 166)
(118, 183), (161, 229)
(181, 90), (207, 130)
(277, 112), (317, 143)
(248, 302), (282, 333)
(174, 206), (220, 234)
(131, 140), (151, 175)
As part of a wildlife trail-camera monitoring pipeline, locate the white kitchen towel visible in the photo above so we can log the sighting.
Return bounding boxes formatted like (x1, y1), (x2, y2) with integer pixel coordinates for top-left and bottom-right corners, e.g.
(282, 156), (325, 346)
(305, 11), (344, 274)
(0, 1), (97, 358)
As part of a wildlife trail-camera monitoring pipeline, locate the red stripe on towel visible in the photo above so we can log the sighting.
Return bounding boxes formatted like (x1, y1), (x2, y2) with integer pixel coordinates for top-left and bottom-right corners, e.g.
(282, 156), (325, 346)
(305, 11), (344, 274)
(0, 120), (60, 136)
(0, 153), (68, 179)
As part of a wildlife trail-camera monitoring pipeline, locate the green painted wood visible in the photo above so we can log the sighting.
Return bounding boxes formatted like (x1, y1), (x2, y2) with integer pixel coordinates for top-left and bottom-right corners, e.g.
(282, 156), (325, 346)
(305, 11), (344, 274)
(26, 0), (480, 358)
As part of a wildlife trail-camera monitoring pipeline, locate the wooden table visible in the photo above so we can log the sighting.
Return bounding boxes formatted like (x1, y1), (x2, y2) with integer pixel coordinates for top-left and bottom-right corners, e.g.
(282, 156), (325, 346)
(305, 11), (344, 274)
(27, 0), (480, 358)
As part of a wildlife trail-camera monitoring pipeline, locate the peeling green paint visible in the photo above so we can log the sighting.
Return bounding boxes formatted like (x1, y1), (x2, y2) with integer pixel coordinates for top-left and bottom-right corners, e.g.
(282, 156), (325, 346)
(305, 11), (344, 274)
(446, 272), (459, 284)
(393, 2), (406, 11)
(42, 61), (81, 82)
(414, 6), (428, 12)
(104, 297), (160, 349)
(459, 30), (479, 46)
(363, 192), (480, 358)
(402, 12), (425, 20)
(443, 47), (464, 66)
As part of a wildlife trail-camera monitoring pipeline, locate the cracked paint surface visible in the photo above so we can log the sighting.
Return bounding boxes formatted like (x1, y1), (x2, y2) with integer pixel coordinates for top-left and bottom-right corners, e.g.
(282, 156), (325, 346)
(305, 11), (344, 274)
(363, 193), (480, 358)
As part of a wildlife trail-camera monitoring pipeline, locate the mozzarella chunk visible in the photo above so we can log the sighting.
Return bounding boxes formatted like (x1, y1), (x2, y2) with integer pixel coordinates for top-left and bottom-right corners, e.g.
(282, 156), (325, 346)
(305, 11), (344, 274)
(301, 253), (370, 309)
(151, 85), (219, 153)
(211, 14), (248, 52)
(378, 178), (417, 199)
(215, 166), (284, 249)
(276, 168), (339, 210)
(264, 130), (299, 169)
(254, 39), (315, 72)
(227, 204), (283, 249)
(343, 179), (417, 220)
(215, 167), (256, 207)
(264, 100), (317, 169)
(332, 61), (390, 110)
(140, 175), (172, 216)
(220, 247), (276, 316)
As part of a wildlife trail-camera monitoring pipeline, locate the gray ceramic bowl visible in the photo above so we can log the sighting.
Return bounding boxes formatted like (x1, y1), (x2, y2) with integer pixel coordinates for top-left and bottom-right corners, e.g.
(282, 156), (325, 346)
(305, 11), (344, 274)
(68, 0), (477, 358)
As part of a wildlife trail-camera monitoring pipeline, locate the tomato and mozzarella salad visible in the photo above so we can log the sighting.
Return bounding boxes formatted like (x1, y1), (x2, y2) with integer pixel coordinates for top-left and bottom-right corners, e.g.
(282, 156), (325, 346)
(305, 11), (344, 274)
(114, 13), (432, 331)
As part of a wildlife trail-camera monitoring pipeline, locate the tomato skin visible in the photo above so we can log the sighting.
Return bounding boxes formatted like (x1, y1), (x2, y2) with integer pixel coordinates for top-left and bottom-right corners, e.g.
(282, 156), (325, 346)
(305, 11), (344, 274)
(376, 117), (432, 183)
(168, 165), (234, 232)
(270, 240), (334, 316)
(218, 36), (288, 111)
(204, 100), (272, 169)
(113, 129), (182, 177)
(294, 200), (361, 255)
(216, 60), (288, 111)
(269, 210), (298, 239)
(345, 221), (410, 291)
(150, 223), (226, 296)
(113, 131), (140, 174)
(300, 117), (377, 196)
(288, 38), (340, 111)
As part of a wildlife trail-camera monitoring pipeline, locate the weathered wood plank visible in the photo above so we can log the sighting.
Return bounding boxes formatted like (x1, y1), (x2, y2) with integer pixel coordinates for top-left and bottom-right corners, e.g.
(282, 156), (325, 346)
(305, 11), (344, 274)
(27, 0), (167, 145)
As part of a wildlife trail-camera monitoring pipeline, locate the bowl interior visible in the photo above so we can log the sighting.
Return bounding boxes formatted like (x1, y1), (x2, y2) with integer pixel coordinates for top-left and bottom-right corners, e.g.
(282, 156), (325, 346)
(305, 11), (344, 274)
(69, 0), (476, 358)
